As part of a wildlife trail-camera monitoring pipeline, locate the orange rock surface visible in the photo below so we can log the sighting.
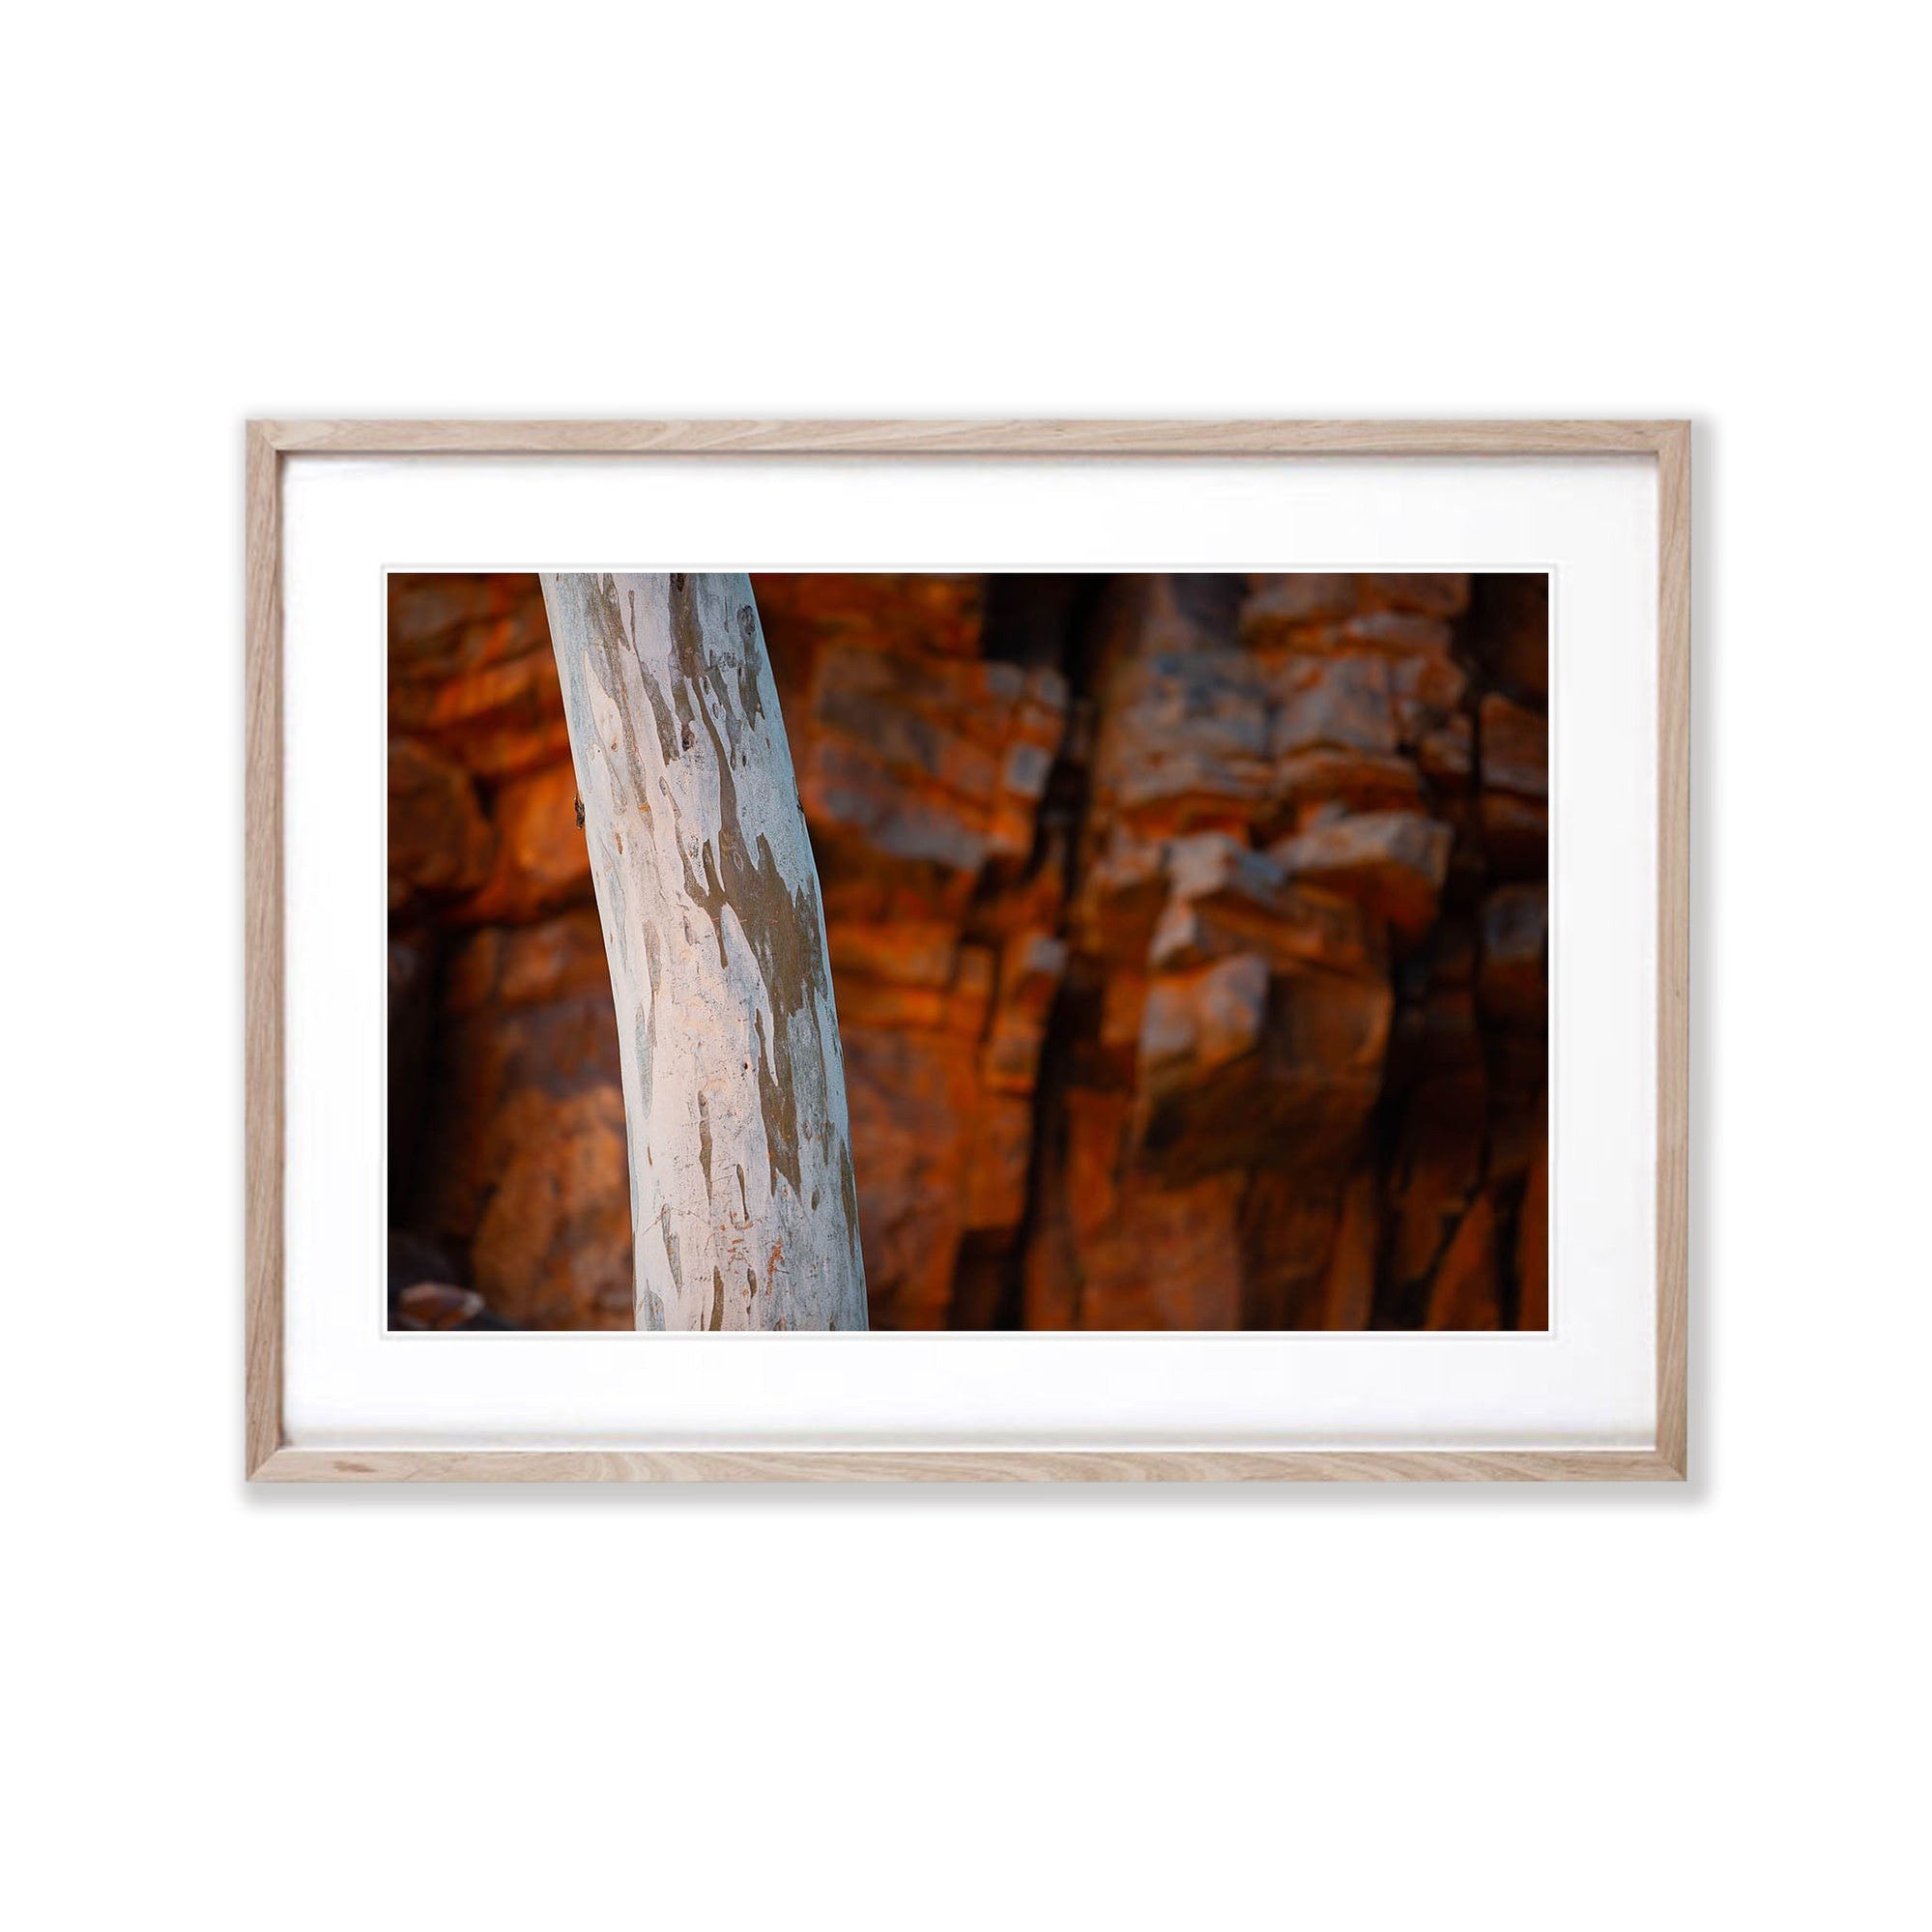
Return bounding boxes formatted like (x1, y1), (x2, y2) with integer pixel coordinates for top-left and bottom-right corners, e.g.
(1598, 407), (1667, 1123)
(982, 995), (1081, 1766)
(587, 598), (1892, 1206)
(388, 570), (1548, 1329)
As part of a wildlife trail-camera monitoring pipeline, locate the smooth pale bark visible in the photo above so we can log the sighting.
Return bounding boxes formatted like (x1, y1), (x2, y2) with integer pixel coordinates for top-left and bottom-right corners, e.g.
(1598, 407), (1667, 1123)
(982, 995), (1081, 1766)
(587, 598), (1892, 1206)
(541, 572), (868, 1331)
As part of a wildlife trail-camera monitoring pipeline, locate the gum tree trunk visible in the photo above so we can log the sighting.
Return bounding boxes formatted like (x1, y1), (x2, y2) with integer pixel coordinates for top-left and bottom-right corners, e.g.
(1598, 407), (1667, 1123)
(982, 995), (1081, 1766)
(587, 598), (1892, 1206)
(541, 572), (868, 1331)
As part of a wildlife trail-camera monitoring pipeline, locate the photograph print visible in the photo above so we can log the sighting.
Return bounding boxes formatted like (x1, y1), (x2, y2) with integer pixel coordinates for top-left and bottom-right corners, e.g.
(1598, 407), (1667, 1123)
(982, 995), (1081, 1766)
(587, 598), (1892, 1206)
(387, 569), (1548, 1333)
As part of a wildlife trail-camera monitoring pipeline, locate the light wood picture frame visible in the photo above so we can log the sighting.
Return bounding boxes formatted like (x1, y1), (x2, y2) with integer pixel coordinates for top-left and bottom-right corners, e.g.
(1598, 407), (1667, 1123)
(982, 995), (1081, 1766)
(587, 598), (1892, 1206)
(245, 418), (1689, 1483)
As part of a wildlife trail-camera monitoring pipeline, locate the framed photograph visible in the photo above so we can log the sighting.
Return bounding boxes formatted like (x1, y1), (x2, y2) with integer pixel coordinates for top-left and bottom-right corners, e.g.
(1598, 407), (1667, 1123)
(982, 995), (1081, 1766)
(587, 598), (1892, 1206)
(245, 419), (1688, 1481)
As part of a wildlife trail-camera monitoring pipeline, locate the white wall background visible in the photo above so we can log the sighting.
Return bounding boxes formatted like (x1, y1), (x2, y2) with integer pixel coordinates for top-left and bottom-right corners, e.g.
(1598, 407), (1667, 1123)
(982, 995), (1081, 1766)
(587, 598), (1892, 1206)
(6, 6), (1926, 1929)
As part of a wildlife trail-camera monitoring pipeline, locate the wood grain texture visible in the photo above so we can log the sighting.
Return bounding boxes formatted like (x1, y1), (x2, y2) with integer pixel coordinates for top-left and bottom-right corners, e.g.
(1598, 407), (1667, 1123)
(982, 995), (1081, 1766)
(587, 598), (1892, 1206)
(252, 1447), (1684, 1484)
(242, 418), (1691, 1482)
(1656, 423), (1691, 1477)
(257, 418), (1682, 457)
(245, 423), (283, 1477)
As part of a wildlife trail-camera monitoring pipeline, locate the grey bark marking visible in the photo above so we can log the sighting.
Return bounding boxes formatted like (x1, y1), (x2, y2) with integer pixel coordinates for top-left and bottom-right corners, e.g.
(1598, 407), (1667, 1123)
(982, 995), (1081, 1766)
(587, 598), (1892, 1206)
(660, 1205), (682, 1293)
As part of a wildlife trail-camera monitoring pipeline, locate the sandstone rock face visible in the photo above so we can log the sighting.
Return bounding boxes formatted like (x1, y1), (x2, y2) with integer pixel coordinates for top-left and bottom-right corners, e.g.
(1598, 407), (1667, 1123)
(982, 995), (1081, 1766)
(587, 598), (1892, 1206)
(389, 569), (1548, 1329)
(413, 909), (634, 1329)
(387, 576), (626, 1330)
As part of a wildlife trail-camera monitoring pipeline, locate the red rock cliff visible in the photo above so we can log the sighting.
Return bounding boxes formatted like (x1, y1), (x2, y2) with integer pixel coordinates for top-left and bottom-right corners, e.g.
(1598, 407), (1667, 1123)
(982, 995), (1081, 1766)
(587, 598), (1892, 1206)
(388, 571), (1547, 1330)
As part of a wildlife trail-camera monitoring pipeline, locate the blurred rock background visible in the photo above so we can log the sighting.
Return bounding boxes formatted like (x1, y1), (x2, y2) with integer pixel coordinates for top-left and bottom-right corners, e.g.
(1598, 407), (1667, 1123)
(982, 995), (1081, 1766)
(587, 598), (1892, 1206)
(388, 571), (1547, 1330)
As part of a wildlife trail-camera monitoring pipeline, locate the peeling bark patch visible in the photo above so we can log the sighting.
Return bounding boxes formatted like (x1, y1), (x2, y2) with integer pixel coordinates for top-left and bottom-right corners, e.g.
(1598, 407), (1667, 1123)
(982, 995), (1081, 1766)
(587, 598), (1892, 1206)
(641, 674), (681, 767)
(673, 672), (824, 1029)
(632, 1011), (655, 1110)
(697, 1090), (714, 1199)
(734, 603), (765, 727)
(642, 917), (663, 1002)
(679, 839), (733, 973)
(618, 582), (683, 770)
(590, 574), (678, 778)
(660, 1205), (682, 1294)
(753, 1005), (804, 1202)
(838, 1139), (863, 1278)
(709, 1270), (725, 1331)
(668, 579), (833, 1205)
